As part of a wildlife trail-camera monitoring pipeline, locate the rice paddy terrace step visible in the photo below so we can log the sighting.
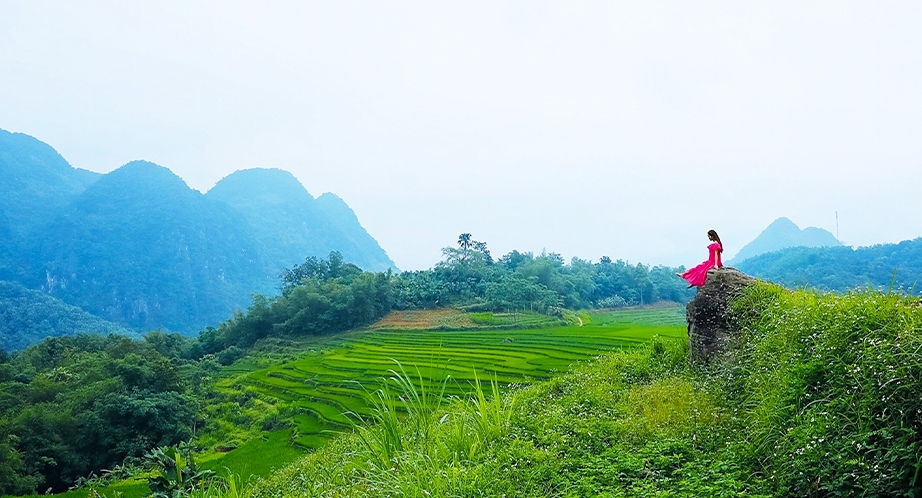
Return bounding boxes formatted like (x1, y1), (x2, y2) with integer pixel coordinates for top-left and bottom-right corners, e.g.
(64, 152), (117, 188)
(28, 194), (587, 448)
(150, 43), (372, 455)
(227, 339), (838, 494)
(221, 307), (687, 455)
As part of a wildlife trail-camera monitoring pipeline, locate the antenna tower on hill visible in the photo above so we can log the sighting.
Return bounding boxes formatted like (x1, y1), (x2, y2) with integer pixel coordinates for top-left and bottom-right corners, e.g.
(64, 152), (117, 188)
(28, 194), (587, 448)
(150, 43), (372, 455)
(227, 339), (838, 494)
(836, 211), (839, 241)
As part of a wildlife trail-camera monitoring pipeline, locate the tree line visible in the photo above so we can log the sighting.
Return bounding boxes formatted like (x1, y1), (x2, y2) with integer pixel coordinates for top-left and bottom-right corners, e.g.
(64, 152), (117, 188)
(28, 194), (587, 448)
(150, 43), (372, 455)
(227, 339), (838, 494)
(736, 237), (922, 294)
(199, 236), (692, 355)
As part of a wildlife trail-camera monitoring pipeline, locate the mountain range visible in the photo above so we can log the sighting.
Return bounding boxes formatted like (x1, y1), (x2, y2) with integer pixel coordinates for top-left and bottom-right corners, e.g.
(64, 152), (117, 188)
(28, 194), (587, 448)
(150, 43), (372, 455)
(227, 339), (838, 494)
(0, 128), (394, 339)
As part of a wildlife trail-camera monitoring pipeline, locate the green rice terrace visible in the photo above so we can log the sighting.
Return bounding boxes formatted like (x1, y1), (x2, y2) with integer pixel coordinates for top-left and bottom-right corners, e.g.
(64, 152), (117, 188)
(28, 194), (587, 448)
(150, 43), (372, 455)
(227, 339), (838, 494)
(225, 307), (686, 450)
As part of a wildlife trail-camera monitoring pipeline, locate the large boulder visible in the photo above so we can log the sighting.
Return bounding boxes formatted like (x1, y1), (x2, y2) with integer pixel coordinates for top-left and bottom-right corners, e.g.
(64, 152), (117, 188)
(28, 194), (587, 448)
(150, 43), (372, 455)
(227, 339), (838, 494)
(686, 267), (756, 362)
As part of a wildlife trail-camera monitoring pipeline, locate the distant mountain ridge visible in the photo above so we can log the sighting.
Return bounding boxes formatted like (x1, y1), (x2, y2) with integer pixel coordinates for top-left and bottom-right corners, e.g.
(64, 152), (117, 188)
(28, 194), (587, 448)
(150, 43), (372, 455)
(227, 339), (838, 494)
(0, 130), (101, 274)
(0, 127), (395, 339)
(730, 217), (841, 264)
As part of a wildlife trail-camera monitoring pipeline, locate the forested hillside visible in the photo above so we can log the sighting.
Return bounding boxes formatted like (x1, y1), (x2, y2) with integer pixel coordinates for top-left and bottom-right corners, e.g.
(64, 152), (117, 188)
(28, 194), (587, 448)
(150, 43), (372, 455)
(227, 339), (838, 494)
(0, 333), (198, 495)
(20, 161), (266, 333)
(0, 129), (99, 277)
(0, 128), (395, 339)
(202, 239), (692, 356)
(0, 280), (134, 351)
(736, 237), (922, 293)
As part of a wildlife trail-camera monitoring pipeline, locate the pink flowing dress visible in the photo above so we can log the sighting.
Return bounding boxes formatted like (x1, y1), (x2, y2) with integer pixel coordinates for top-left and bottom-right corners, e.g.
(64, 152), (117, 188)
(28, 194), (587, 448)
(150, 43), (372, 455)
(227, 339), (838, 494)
(681, 242), (723, 287)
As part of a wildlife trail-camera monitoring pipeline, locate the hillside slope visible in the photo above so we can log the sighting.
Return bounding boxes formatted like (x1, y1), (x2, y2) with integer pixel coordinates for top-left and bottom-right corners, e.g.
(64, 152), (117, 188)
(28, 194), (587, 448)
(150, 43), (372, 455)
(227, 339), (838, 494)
(0, 129), (99, 278)
(0, 129), (99, 239)
(736, 237), (922, 292)
(0, 280), (134, 351)
(240, 284), (922, 497)
(315, 192), (395, 271)
(23, 161), (265, 332)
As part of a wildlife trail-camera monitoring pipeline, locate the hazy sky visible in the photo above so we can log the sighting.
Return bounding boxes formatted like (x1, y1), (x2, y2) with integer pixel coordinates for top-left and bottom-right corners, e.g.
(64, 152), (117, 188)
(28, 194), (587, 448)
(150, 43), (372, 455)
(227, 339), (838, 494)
(2, 1), (920, 270)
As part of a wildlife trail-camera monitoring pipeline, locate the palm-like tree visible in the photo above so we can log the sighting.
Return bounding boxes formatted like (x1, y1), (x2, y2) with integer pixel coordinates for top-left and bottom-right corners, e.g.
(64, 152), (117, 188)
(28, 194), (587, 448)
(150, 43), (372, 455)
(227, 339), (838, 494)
(458, 233), (473, 250)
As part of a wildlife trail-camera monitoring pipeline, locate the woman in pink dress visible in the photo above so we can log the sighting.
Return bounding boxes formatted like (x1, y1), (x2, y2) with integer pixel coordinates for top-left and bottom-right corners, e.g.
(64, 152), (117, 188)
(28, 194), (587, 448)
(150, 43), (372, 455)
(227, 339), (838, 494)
(678, 230), (723, 287)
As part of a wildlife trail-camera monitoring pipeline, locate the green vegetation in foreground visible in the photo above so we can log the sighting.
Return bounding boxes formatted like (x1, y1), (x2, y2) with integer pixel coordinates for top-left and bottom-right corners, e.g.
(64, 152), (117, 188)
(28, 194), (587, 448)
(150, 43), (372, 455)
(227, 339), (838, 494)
(211, 306), (686, 450)
(10, 306), (681, 498)
(191, 283), (921, 497)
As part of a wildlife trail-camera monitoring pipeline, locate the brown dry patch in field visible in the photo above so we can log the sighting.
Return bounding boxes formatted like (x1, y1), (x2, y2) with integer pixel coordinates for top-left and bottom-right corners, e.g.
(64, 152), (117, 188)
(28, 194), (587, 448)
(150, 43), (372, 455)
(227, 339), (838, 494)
(369, 309), (475, 330)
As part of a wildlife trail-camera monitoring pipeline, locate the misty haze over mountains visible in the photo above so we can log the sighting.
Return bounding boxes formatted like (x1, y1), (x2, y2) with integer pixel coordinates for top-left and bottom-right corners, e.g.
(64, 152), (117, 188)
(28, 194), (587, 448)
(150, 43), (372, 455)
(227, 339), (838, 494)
(0, 128), (394, 334)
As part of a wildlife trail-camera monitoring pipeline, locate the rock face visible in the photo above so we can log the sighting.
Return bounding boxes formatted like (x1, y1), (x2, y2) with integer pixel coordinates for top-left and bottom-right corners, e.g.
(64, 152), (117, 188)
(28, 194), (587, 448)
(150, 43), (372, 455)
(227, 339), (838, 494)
(686, 267), (756, 362)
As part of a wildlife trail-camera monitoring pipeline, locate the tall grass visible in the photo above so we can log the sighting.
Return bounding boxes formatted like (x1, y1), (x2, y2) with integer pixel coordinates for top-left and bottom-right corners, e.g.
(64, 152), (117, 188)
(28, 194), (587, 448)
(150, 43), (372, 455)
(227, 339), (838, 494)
(351, 361), (452, 470)
(239, 338), (746, 497)
(727, 283), (922, 496)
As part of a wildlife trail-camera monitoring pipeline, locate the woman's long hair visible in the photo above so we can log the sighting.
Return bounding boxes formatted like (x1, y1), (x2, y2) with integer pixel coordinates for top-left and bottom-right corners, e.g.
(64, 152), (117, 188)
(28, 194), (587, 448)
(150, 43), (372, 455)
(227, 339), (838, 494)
(708, 229), (723, 252)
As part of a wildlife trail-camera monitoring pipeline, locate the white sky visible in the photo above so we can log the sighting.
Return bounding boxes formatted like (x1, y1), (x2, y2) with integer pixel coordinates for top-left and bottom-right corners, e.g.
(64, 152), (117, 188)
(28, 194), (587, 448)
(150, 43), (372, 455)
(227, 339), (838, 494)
(1, 1), (920, 270)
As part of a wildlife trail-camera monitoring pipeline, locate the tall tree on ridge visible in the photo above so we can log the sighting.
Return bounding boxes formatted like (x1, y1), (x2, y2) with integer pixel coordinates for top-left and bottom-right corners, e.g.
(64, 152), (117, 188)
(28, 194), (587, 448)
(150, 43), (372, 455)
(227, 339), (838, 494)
(457, 233), (473, 251)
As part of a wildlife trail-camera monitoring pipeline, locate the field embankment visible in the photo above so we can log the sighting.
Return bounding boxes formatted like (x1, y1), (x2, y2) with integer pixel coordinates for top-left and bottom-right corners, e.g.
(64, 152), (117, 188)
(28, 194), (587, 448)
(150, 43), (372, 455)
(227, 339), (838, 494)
(225, 283), (922, 497)
(369, 308), (571, 330)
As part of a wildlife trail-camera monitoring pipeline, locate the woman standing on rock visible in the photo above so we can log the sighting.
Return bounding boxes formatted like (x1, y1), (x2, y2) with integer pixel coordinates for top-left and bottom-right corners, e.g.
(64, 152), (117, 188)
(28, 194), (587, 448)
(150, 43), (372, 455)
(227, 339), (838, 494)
(678, 230), (723, 288)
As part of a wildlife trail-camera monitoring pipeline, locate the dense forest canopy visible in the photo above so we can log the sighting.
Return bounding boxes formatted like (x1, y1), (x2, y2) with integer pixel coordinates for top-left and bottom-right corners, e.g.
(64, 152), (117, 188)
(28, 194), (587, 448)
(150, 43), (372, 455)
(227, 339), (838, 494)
(0, 281), (134, 351)
(0, 334), (197, 495)
(199, 235), (693, 355)
(736, 237), (922, 294)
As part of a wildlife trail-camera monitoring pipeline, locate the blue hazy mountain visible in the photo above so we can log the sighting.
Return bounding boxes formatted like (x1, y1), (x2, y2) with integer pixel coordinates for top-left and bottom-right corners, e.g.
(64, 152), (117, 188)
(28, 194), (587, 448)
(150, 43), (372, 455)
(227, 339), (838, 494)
(730, 217), (842, 264)
(0, 128), (396, 338)
(0, 129), (100, 276)
(24, 160), (266, 332)
(205, 168), (395, 276)
(0, 130), (99, 237)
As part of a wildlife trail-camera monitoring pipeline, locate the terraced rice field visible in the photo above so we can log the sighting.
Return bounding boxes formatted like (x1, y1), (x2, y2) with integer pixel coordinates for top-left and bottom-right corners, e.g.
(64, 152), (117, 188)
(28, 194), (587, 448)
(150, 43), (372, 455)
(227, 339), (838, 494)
(369, 308), (565, 330)
(225, 306), (687, 449)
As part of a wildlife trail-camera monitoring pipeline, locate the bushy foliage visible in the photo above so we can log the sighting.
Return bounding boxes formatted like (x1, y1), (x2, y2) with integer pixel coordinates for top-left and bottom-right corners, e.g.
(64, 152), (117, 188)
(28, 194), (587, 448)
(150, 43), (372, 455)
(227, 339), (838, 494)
(198, 245), (692, 358)
(380, 238), (692, 315)
(726, 284), (922, 496)
(0, 334), (197, 494)
(195, 254), (393, 356)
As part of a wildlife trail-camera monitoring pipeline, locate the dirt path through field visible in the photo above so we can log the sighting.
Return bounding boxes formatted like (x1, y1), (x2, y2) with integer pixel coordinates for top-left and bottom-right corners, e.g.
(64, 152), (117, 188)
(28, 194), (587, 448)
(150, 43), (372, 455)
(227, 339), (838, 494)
(577, 315), (584, 326)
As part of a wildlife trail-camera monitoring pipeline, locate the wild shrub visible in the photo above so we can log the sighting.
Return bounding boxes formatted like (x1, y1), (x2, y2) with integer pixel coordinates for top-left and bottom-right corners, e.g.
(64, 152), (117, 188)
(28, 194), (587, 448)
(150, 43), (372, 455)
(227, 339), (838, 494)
(727, 283), (922, 497)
